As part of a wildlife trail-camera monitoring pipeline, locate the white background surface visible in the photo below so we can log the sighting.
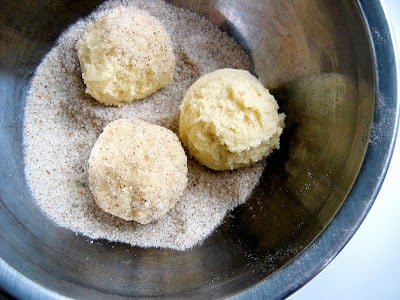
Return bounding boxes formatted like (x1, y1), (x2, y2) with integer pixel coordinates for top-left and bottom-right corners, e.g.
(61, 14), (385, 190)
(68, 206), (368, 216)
(290, 0), (400, 299)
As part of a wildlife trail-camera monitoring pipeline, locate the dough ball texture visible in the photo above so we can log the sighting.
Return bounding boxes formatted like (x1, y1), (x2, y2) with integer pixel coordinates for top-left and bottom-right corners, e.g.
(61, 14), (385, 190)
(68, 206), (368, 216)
(179, 68), (285, 170)
(76, 7), (175, 105)
(88, 118), (187, 224)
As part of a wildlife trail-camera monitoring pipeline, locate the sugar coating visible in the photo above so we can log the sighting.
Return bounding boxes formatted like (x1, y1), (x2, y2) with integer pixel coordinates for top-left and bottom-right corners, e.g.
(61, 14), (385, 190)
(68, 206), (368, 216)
(76, 6), (175, 105)
(89, 118), (187, 224)
(180, 68), (285, 170)
(23, 0), (264, 251)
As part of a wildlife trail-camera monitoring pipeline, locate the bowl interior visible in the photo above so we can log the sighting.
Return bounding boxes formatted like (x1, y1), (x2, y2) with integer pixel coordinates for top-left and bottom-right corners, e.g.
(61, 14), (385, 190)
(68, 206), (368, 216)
(0, 0), (374, 298)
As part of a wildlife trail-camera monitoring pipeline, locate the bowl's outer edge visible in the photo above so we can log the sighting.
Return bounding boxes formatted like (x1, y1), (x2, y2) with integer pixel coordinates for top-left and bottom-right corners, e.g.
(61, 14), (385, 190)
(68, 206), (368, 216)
(0, 0), (398, 299)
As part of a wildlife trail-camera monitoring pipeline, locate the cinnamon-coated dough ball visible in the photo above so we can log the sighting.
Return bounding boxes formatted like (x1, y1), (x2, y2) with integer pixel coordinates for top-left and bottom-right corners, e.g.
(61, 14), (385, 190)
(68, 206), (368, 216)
(179, 68), (285, 170)
(76, 7), (175, 105)
(88, 118), (187, 224)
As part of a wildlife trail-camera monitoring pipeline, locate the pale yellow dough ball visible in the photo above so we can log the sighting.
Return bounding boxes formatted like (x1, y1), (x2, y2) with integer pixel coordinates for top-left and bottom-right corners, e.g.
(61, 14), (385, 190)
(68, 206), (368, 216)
(88, 118), (187, 224)
(179, 68), (285, 171)
(76, 7), (175, 105)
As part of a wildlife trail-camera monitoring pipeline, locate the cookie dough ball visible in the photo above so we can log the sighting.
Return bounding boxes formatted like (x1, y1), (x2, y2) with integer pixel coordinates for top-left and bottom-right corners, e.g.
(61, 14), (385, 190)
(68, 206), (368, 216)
(76, 7), (175, 106)
(88, 118), (187, 224)
(179, 68), (285, 170)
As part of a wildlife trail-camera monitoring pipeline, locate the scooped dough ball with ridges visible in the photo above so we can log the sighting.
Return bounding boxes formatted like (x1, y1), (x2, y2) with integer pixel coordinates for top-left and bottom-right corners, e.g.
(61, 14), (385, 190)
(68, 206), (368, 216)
(76, 6), (175, 105)
(88, 118), (187, 224)
(179, 68), (285, 171)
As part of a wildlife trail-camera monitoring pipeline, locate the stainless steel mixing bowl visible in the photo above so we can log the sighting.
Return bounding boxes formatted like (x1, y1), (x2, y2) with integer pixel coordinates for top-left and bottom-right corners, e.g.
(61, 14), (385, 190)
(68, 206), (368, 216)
(0, 0), (398, 299)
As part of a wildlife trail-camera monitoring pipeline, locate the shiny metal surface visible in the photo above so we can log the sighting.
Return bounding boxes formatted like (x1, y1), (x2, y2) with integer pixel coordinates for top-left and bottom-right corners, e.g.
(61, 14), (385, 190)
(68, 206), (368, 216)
(0, 0), (397, 299)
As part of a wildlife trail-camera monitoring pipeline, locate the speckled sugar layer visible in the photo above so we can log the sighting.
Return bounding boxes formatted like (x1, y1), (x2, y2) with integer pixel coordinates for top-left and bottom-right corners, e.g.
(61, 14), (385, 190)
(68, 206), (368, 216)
(23, 0), (264, 251)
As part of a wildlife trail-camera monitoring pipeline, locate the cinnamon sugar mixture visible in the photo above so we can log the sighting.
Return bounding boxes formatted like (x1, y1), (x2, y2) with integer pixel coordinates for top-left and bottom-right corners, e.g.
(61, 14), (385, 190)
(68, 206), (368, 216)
(23, 0), (265, 250)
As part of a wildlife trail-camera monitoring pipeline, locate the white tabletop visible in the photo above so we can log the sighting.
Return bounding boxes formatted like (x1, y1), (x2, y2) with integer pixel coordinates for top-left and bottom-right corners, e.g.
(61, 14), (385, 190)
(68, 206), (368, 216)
(290, 0), (400, 299)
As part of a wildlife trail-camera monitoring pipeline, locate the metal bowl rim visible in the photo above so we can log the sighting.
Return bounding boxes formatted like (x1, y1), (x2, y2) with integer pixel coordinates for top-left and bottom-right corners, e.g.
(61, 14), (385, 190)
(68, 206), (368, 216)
(0, 0), (398, 299)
